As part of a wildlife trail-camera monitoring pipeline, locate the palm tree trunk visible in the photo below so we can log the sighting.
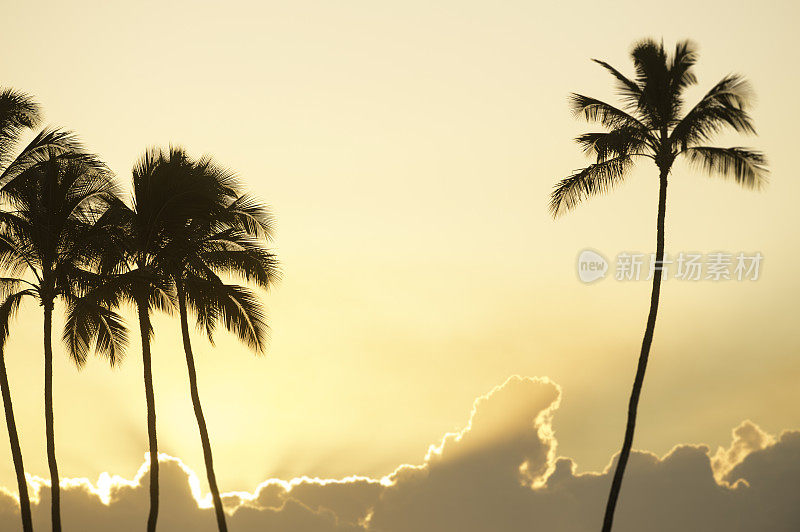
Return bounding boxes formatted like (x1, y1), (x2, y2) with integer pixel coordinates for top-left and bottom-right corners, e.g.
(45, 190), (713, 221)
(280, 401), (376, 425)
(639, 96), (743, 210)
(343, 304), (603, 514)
(137, 300), (160, 532)
(177, 284), (228, 532)
(601, 168), (668, 532)
(43, 302), (61, 532)
(0, 347), (34, 532)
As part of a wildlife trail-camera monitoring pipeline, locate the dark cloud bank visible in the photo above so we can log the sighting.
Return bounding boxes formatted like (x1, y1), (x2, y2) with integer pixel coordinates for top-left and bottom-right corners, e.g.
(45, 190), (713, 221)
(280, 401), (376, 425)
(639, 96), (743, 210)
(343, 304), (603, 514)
(1, 376), (798, 531)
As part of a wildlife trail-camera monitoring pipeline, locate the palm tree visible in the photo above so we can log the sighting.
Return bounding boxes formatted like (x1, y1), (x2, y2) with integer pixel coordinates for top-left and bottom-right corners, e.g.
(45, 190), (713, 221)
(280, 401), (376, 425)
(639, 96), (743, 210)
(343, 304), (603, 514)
(549, 39), (767, 531)
(65, 147), (248, 532)
(62, 196), (167, 532)
(0, 87), (42, 532)
(0, 144), (125, 532)
(155, 151), (278, 532)
(107, 148), (214, 532)
(0, 88), (95, 532)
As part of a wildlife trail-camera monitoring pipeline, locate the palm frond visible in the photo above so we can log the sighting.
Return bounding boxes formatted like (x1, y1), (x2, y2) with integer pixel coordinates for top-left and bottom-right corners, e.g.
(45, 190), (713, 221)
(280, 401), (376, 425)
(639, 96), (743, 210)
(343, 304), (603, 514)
(569, 94), (647, 130)
(0, 289), (35, 349)
(193, 154), (239, 198)
(680, 146), (768, 189)
(0, 128), (83, 186)
(224, 193), (275, 240)
(575, 127), (652, 161)
(0, 230), (35, 277)
(92, 306), (128, 366)
(148, 282), (175, 315)
(189, 228), (280, 288)
(196, 246), (280, 290)
(668, 40), (699, 96)
(550, 156), (634, 217)
(0, 89), (40, 130)
(182, 275), (218, 340)
(0, 277), (27, 300)
(591, 59), (642, 111)
(63, 294), (128, 368)
(182, 274), (268, 353)
(0, 89), (41, 172)
(670, 74), (755, 148)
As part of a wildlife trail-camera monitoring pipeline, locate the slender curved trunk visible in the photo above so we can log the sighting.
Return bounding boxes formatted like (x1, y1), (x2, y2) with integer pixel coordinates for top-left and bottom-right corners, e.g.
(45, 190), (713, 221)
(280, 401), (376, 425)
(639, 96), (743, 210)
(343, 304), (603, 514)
(138, 300), (160, 532)
(0, 347), (34, 532)
(177, 283), (228, 532)
(43, 302), (61, 532)
(601, 167), (669, 532)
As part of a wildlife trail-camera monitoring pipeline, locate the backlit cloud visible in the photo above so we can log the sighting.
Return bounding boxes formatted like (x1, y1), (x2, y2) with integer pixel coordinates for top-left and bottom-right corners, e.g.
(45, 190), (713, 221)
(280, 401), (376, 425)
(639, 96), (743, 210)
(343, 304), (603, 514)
(0, 376), (798, 531)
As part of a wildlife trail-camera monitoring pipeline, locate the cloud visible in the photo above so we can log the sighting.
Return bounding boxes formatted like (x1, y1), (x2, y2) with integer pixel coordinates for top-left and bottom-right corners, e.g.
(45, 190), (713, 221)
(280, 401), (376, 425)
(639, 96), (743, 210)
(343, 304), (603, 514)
(1, 376), (798, 531)
(711, 420), (775, 483)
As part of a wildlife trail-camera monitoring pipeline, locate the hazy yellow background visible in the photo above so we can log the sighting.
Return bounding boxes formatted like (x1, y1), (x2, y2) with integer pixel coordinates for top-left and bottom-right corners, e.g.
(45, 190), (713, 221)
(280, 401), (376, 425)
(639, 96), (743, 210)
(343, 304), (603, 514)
(0, 0), (798, 494)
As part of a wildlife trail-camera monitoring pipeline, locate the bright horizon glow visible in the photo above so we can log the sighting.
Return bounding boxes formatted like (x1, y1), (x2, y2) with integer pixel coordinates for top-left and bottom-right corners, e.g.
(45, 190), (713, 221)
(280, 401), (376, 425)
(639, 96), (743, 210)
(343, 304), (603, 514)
(1, 375), (781, 514)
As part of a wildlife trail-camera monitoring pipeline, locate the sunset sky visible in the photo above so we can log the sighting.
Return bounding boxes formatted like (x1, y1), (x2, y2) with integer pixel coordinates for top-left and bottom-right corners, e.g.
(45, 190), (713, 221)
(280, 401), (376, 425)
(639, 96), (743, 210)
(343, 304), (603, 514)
(0, 1), (799, 529)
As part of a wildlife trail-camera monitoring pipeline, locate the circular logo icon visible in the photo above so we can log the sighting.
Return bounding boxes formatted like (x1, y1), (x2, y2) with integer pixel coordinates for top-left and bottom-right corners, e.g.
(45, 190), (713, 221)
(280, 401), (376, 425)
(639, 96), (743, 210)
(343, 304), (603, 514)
(577, 249), (608, 283)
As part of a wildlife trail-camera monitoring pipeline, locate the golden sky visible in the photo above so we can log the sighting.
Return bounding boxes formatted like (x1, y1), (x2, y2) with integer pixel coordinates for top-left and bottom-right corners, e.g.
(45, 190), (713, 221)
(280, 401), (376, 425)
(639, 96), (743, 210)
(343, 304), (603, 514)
(0, 0), (798, 517)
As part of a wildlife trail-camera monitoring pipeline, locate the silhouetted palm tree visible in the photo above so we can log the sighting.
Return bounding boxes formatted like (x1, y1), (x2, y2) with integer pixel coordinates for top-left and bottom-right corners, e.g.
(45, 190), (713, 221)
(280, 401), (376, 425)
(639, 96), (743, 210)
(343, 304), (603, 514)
(104, 148), (211, 532)
(0, 88), (98, 532)
(550, 39), (767, 531)
(155, 150), (278, 532)
(0, 142), (124, 532)
(0, 87), (42, 532)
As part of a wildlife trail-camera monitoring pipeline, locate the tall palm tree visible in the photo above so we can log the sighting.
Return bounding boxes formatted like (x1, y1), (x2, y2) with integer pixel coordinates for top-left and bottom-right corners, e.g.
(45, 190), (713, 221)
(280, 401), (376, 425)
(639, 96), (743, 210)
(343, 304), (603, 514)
(0, 144), (124, 532)
(0, 88), (93, 532)
(156, 151), (278, 532)
(549, 39), (767, 531)
(0, 87), (42, 532)
(107, 148), (217, 532)
(62, 196), (167, 532)
(65, 147), (247, 532)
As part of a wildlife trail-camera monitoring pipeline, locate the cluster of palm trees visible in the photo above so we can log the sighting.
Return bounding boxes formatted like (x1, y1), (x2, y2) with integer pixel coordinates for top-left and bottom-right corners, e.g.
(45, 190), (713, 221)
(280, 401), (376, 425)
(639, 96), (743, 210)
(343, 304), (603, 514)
(0, 89), (278, 532)
(0, 37), (768, 532)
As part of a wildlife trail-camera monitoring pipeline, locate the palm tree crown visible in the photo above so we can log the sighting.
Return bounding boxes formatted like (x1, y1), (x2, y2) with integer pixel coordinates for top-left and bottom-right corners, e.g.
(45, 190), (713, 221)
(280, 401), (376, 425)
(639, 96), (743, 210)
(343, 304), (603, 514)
(160, 152), (279, 349)
(0, 148), (124, 362)
(550, 38), (767, 216)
